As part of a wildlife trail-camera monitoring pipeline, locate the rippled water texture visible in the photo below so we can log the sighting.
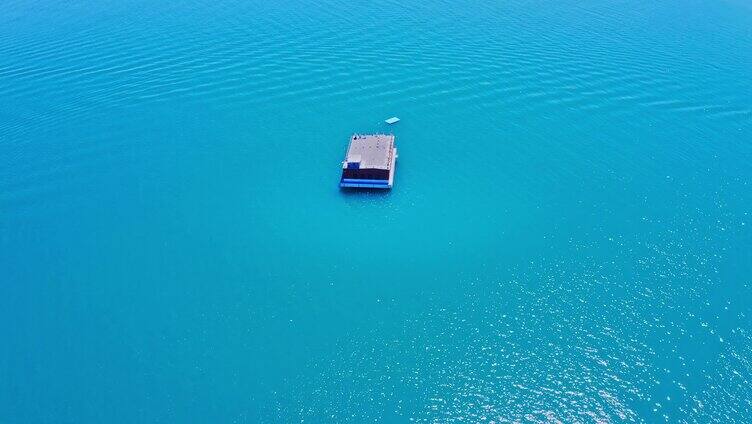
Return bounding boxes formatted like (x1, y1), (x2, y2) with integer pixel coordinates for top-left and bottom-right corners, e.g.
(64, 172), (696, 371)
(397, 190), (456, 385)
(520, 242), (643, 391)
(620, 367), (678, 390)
(1, 0), (751, 422)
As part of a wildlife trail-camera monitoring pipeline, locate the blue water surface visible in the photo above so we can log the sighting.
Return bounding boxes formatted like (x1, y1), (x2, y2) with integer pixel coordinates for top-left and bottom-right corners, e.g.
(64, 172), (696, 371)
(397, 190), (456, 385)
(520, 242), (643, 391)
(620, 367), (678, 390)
(1, 0), (751, 422)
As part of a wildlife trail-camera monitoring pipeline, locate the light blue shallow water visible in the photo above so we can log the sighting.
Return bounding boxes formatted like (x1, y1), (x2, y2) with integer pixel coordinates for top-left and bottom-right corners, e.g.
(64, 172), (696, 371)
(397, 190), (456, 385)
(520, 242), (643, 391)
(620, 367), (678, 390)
(2, 0), (752, 422)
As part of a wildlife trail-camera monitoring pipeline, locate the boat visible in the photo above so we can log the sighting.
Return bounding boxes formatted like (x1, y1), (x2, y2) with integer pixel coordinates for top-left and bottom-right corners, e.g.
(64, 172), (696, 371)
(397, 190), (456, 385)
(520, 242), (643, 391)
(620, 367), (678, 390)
(340, 134), (397, 189)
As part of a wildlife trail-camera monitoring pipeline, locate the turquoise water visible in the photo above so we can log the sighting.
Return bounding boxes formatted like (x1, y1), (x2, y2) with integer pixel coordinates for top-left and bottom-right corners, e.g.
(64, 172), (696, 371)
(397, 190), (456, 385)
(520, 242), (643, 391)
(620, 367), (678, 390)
(2, 0), (752, 421)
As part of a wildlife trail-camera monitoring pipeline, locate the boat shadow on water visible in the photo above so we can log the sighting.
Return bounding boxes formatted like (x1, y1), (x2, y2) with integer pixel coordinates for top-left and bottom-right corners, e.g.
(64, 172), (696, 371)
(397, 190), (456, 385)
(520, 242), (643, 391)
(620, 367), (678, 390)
(338, 187), (392, 197)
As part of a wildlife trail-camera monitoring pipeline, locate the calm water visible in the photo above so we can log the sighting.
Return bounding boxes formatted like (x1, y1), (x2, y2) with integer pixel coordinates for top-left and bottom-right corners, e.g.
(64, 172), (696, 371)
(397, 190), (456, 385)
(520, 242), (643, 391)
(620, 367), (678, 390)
(2, 0), (751, 422)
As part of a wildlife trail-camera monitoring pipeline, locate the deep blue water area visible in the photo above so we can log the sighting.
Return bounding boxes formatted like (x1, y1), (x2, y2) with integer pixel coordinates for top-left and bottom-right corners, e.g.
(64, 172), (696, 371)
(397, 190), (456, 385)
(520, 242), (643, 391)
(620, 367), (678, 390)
(1, 0), (751, 422)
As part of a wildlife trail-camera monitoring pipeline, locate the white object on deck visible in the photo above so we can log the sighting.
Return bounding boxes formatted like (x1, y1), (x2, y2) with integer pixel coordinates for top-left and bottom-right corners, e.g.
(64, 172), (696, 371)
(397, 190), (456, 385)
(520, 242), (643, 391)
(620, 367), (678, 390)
(385, 117), (400, 124)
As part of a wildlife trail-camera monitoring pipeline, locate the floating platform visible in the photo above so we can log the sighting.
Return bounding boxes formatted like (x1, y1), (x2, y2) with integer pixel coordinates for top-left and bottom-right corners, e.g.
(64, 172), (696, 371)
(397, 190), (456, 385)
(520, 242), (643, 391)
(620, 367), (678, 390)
(340, 134), (397, 189)
(385, 117), (400, 124)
